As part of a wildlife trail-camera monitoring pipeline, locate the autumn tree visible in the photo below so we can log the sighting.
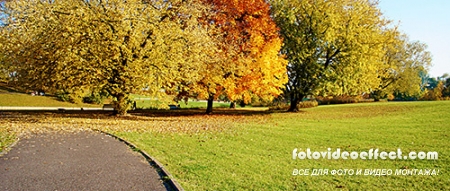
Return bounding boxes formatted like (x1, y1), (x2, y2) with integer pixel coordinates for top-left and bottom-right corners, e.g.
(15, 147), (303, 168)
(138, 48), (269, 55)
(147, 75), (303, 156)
(270, 0), (395, 111)
(422, 79), (444, 101)
(1, 0), (214, 115)
(420, 74), (450, 100)
(188, 0), (288, 114)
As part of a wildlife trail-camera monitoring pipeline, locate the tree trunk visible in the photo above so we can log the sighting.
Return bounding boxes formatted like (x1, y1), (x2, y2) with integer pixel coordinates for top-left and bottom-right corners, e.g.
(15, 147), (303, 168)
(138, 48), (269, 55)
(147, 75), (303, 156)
(372, 90), (384, 102)
(288, 98), (300, 112)
(206, 95), (214, 114)
(239, 101), (246, 107)
(230, 102), (236, 109)
(113, 93), (129, 116)
(288, 93), (304, 112)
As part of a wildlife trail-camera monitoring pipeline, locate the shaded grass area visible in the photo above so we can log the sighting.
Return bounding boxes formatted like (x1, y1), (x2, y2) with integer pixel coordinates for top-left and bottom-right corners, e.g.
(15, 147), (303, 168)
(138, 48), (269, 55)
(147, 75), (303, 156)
(0, 101), (449, 190)
(178, 101), (231, 109)
(0, 90), (230, 109)
(133, 99), (235, 109)
(0, 83), (97, 108)
(129, 94), (238, 109)
(0, 93), (99, 108)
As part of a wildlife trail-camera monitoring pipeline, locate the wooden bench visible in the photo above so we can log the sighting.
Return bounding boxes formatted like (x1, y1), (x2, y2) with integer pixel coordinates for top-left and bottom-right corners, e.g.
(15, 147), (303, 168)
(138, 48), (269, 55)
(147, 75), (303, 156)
(102, 104), (115, 111)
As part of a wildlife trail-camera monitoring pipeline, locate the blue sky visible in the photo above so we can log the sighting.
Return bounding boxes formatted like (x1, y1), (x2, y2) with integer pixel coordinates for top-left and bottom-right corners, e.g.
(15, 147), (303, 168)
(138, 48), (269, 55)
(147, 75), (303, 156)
(378, 0), (450, 77)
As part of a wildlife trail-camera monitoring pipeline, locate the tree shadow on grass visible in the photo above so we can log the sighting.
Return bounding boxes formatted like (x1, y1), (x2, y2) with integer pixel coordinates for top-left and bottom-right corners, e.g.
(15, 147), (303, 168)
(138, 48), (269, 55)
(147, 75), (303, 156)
(130, 108), (275, 117)
(0, 83), (23, 94)
(0, 108), (286, 122)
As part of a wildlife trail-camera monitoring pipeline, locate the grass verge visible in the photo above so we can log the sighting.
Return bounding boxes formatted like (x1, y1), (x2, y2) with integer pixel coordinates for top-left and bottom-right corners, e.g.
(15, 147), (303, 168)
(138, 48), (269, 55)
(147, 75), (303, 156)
(0, 126), (16, 153)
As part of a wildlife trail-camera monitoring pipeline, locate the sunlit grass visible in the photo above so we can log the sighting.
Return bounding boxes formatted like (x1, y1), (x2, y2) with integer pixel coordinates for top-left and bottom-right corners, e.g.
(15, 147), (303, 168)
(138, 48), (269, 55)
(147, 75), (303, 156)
(116, 101), (450, 190)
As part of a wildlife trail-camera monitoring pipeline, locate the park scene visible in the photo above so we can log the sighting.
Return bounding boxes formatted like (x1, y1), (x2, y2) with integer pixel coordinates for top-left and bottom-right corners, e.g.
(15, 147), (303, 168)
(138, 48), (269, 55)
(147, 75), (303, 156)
(1, 0), (449, 190)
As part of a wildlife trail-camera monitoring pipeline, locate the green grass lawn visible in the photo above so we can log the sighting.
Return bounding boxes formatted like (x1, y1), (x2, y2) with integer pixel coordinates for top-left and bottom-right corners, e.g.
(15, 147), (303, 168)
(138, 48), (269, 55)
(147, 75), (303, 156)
(114, 101), (450, 190)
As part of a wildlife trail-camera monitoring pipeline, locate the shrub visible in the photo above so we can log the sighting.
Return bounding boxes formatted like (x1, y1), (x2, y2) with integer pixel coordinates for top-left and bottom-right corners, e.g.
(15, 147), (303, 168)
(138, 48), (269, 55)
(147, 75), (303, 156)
(387, 94), (395, 101)
(68, 92), (84, 104)
(392, 91), (421, 101)
(441, 97), (450, 101)
(55, 91), (71, 102)
(83, 92), (107, 104)
(298, 100), (318, 108)
(265, 96), (289, 110)
(421, 81), (444, 101)
(268, 102), (290, 111)
(268, 100), (318, 110)
(316, 96), (362, 105)
(55, 89), (84, 104)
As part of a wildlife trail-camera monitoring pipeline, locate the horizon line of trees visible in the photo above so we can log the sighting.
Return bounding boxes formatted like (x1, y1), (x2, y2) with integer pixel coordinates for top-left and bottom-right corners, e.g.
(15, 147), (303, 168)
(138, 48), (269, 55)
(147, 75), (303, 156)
(0, 0), (441, 115)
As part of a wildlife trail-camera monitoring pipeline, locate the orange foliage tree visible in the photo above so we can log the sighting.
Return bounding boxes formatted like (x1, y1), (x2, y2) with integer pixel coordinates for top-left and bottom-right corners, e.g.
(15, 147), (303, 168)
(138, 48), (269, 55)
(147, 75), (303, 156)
(187, 0), (288, 113)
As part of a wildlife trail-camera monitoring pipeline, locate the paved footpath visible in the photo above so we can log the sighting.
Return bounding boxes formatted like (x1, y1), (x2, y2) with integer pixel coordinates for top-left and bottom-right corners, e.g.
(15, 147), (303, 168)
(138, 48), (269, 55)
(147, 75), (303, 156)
(0, 131), (169, 190)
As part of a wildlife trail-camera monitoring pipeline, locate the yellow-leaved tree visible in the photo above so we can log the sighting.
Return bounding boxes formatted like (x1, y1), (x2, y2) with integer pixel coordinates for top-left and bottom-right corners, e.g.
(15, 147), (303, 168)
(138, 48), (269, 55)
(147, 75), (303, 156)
(1, 0), (215, 115)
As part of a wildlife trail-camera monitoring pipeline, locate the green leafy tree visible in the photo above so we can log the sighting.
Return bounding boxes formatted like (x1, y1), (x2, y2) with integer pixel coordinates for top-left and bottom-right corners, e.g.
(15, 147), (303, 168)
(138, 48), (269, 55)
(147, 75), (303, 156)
(1, 0), (214, 115)
(426, 77), (440, 90)
(374, 34), (432, 100)
(271, 0), (392, 111)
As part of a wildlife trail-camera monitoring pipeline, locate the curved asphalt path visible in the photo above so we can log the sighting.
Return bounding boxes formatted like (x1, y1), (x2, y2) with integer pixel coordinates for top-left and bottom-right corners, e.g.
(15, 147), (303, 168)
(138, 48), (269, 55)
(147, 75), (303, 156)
(0, 131), (170, 190)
